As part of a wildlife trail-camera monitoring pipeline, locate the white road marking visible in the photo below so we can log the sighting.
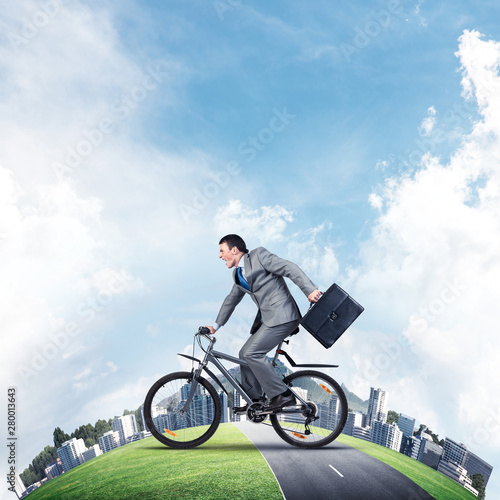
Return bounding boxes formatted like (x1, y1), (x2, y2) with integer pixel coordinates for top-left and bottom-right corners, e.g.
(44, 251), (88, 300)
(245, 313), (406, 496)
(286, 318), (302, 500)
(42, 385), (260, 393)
(329, 464), (344, 478)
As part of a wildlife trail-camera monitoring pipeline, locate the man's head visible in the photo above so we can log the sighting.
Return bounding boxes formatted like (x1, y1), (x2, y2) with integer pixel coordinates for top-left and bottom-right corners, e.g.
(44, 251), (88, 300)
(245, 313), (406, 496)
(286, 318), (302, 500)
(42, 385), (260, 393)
(218, 234), (248, 268)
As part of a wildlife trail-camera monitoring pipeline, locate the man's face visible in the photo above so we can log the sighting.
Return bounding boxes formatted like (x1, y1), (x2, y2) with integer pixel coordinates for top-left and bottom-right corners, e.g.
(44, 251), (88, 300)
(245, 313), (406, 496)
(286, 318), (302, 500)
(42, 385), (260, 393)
(219, 242), (238, 268)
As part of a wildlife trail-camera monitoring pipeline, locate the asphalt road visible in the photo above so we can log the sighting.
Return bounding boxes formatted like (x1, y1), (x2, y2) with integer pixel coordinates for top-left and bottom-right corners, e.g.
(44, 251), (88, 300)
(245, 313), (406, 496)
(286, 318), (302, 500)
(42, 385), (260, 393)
(234, 421), (436, 500)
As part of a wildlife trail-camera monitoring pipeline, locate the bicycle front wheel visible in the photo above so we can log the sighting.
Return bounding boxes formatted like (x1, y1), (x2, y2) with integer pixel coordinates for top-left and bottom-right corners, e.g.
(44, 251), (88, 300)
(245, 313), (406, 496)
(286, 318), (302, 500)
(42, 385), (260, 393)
(270, 370), (347, 448)
(144, 371), (222, 448)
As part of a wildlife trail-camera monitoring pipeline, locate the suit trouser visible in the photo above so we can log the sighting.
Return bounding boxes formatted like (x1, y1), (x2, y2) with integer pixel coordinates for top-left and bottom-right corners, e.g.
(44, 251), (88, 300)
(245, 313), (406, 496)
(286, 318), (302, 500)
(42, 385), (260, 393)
(239, 319), (300, 400)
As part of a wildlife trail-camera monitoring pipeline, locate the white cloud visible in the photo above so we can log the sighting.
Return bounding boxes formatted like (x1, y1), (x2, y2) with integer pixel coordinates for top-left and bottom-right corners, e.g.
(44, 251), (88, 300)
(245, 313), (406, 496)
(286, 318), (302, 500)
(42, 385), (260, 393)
(368, 192), (383, 210)
(73, 368), (91, 381)
(418, 106), (437, 136)
(414, 0), (427, 27)
(104, 361), (119, 374)
(354, 30), (500, 460)
(214, 199), (294, 244)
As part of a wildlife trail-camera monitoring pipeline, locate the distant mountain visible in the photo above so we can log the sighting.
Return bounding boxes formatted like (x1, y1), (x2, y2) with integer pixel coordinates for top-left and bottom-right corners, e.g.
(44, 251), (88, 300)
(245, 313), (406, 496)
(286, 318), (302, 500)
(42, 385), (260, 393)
(341, 383), (369, 413)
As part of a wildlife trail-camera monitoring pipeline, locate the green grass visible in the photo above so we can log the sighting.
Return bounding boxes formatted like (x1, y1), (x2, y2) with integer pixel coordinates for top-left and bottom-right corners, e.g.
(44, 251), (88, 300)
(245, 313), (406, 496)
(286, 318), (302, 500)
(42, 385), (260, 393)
(27, 424), (282, 500)
(337, 434), (477, 500)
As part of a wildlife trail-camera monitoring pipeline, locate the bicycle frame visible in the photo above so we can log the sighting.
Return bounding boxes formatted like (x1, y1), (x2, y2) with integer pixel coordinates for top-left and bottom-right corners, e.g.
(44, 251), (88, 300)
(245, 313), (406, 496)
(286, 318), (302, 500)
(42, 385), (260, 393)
(178, 333), (339, 415)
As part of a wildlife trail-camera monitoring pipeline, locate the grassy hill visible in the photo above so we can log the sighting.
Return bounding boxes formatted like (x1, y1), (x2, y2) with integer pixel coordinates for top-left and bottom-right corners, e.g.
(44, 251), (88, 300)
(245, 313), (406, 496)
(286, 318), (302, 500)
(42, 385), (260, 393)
(26, 424), (282, 500)
(337, 434), (477, 500)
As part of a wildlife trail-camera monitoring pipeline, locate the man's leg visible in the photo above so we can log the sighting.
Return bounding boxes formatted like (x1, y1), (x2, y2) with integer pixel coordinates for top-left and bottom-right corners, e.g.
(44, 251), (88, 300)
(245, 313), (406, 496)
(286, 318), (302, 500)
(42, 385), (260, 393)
(239, 320), (299, 400)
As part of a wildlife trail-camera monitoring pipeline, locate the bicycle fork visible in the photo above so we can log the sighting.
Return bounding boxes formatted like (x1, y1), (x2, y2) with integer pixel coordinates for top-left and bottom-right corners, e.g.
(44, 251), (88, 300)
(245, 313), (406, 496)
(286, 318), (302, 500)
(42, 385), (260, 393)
(180, 347), (212, 414)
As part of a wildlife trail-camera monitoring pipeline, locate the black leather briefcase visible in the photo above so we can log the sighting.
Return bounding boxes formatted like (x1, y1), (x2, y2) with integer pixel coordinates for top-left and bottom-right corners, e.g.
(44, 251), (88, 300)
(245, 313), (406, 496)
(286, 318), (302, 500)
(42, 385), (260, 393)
(300, 283), (364, 348)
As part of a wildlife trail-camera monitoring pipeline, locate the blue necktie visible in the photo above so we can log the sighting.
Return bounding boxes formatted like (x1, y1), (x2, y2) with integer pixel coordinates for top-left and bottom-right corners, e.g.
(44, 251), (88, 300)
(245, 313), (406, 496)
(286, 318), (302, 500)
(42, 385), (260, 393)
(237, 267), (250, 291)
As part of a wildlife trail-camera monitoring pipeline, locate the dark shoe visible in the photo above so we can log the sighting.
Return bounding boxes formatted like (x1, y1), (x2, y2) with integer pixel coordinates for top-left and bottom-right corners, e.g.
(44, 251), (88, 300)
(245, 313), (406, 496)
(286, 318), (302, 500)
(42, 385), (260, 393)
(267, 393), (296, 412)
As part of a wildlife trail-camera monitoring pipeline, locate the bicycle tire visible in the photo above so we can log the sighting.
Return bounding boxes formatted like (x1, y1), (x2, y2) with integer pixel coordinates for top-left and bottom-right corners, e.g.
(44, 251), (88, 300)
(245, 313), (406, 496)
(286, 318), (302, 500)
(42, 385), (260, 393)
(144, 371), (222, 448)
(270, 370), (348, 448)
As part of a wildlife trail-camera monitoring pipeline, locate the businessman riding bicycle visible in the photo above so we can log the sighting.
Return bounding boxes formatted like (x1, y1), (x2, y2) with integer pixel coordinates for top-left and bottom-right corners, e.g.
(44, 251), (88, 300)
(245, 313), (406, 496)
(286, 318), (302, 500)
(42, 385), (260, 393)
(205, 234), (321, 414)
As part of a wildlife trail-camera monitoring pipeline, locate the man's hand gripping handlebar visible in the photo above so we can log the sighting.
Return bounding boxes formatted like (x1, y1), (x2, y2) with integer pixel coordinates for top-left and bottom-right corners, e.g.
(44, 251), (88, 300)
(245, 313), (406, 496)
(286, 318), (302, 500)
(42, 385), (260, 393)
(198, 326), (215, 339)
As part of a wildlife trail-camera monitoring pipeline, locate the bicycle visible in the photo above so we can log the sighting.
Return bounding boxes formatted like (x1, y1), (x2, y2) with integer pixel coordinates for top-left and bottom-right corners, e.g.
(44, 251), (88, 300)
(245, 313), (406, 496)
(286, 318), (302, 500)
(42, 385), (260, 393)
(144, 327), (348, 449)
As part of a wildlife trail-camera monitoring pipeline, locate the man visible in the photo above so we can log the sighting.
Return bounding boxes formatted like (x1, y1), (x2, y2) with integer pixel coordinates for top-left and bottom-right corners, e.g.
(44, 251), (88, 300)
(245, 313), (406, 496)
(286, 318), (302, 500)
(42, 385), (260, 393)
(206, 234), (321, 412)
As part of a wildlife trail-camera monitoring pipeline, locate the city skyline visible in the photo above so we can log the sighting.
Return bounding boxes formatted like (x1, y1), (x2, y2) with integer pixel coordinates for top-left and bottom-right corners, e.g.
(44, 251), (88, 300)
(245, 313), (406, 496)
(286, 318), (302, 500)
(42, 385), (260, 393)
(19, 382), (492, 499)
(342, 386), (492, 497)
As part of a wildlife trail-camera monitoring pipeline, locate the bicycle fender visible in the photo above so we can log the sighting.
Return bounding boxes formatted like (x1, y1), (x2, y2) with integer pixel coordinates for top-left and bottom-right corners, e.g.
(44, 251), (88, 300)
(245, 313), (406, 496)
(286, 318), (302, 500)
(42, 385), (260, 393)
(203, 367), (228, 395)
(178, 353), (202, 363)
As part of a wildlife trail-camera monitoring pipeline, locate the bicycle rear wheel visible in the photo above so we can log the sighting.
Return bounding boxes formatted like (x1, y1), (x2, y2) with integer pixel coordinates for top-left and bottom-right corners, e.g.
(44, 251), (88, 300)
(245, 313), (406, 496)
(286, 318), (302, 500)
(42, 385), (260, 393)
(270, 370), (347, 448)
(144, 371), (222, 448)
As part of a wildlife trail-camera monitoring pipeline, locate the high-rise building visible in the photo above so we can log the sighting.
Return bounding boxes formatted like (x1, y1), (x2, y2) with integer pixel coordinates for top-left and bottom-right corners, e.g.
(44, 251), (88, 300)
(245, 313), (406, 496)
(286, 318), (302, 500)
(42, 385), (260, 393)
(420, 439), (443, 469)
(44, 458), (63, 480)
(112, 415), (138, 446)
(442, 437), (468, 467)
(57, 438), (87, 472)
(12, 473), (26, 497)
(342, 411), (365, 436)
(99, 430), (121, 453)
(371, 421), (402, 451)
(464, 451), (493, 487)
(82, 444), (103, 462)
(411, 435), (443, 469)
(366, 388), (387, 426)
(399, 434), (414, 456)
(219, 391), (229, 423)
(397, 413), (416, 437)
(411, 435), (423, 460)
(397, 414), (416, 456)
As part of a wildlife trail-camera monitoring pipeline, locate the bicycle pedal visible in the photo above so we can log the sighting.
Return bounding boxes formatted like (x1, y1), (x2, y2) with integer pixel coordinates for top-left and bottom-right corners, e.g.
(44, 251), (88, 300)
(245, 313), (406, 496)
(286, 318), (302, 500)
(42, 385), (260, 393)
(232, 408), (247, 415)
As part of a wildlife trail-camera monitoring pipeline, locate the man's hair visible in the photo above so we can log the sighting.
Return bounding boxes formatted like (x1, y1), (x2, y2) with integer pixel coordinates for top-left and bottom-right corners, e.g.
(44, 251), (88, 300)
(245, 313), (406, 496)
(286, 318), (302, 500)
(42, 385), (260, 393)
(219, 234), (249, 254)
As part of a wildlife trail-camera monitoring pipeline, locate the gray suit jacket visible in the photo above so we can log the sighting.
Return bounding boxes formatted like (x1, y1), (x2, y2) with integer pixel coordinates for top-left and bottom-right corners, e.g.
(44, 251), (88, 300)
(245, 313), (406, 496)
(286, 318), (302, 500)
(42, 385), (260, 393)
(215, 247), (317, 331)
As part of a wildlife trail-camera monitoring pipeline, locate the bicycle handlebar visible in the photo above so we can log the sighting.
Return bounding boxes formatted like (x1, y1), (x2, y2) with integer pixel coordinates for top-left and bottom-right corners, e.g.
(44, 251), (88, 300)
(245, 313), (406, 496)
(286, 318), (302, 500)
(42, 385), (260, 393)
(198, 326), (211, 335)
(196, 326), (215, 349)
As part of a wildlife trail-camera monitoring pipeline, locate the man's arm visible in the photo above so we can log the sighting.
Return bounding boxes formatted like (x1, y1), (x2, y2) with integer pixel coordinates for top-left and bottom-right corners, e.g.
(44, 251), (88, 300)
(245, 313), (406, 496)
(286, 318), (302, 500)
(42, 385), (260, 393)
(256, 247), (319, 299)
(213, 283), (246, 329)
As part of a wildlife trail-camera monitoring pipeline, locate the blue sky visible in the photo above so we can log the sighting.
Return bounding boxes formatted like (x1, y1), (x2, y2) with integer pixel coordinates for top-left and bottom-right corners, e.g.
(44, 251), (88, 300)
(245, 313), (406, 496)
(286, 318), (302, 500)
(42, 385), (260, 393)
(2, 0), (500, 496)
